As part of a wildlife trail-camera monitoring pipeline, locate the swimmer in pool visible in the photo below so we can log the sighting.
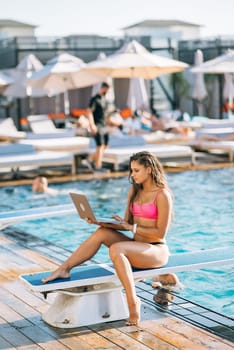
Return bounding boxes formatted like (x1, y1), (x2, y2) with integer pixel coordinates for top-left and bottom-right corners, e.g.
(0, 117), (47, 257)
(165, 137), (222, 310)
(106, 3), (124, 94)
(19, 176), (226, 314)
(32, 176), (58, 196)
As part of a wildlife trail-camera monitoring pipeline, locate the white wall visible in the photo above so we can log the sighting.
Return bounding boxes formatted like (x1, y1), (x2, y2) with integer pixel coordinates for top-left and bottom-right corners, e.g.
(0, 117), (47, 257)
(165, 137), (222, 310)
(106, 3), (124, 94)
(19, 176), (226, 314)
(0, 26), (35, 39)
(124, 25), (200, 41)
(170, 26), (200, 40)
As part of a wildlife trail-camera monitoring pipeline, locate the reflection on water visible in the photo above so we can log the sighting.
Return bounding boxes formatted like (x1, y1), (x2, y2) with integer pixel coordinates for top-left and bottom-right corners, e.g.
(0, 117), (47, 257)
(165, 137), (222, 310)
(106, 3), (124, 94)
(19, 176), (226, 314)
(0, 168), (233, 316)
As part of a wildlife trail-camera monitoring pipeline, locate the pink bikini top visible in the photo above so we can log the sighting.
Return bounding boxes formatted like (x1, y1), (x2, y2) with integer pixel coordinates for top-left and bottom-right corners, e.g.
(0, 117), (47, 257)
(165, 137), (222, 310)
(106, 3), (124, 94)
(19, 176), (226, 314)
(130, 190), (162, 220)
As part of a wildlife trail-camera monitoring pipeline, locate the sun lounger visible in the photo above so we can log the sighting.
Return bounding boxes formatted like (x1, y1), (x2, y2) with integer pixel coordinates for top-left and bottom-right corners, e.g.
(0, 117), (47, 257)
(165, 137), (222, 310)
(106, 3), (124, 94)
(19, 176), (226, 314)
(0, 118), (26, 141)
(195, 127), (234, 139)
(102, 144), (195, 170)
(20, 247), (233, 328)
(89, 134), (146, 149)
(19, 136), (90, 152)
(0, 204), (75, 230)
(0, 143), (75, 175)
(27, 114), (75, 138)
(142, 130), (195, 145)
(194, 140), (234, 162)
(201, 119), (234, 129)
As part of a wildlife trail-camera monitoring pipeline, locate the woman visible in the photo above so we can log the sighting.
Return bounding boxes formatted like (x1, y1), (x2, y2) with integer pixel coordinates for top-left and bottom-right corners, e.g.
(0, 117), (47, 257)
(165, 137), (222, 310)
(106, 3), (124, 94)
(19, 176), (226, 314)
(42, 151), (173, 326)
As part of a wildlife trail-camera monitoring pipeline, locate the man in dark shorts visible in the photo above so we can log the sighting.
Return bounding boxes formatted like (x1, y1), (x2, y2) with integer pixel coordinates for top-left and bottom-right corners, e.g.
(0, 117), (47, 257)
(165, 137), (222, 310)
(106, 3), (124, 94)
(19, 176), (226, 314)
(87, 82), (110, 172)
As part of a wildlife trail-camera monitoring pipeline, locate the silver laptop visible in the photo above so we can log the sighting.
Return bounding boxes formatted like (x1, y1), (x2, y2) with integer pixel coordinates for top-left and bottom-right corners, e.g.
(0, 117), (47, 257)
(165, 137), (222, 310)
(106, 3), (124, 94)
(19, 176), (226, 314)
(69, 192), (120, 224)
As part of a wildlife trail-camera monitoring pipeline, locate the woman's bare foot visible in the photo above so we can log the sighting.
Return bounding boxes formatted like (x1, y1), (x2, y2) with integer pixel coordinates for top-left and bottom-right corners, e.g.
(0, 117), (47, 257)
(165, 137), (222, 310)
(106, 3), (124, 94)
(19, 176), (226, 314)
(152, 273), (184, 290)
(125, 298), (141, 326)
(42, 267), (70, 283)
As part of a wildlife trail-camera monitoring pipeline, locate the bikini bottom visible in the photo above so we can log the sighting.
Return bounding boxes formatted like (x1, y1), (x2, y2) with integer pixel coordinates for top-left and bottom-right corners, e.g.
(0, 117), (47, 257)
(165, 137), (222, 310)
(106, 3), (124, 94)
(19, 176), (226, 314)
(150, 242), (166, 245)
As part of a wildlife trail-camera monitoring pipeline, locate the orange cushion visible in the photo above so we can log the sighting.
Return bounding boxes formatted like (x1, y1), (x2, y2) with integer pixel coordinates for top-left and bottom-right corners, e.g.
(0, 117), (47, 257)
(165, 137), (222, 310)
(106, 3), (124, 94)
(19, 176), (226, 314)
(20, 117), (28, 125)
(71, 109), (87, 117)
(48, 113), (66, 119)
(120, 108), (132, 118)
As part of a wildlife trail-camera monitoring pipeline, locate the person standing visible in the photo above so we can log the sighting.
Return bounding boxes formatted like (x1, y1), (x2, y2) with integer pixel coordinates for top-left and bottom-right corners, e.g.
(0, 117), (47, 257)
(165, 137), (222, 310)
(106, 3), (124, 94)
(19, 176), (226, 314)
(87, 82), (111, 172)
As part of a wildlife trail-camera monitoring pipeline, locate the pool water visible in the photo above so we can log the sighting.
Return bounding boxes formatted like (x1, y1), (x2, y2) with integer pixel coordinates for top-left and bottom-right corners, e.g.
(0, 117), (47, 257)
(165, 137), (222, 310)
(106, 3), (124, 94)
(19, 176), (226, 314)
(1, 168), (233, 316)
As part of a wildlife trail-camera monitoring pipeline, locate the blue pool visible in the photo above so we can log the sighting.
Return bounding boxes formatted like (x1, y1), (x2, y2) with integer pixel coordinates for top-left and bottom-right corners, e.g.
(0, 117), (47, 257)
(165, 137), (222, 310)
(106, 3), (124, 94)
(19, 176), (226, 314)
(1, 168), (233, 316)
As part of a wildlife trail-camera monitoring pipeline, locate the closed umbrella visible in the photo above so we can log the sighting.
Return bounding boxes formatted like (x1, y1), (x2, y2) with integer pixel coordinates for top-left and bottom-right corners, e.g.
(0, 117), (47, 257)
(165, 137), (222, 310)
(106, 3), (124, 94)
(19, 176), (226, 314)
(223, 73), (234, 117)
(191, 49), (208, 116)
(91, 52), (115, 106)
(28, 53), (104, 115)
(191, 49), (234, 118)
(127, 77), (149, 111)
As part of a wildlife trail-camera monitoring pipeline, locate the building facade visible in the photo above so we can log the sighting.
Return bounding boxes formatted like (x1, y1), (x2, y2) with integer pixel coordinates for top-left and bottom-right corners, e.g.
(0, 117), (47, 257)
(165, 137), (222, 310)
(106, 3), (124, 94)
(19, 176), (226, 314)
(0, 18), (234, 122)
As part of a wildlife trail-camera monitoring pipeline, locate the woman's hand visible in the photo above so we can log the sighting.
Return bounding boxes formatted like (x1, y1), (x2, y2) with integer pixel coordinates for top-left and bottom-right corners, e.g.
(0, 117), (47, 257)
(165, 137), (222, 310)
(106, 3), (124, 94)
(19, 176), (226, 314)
(85, 215), (132, 231)
(110, 215), (132, 231)
(85, 217), (99, 225)
(111, 214), (124, 223)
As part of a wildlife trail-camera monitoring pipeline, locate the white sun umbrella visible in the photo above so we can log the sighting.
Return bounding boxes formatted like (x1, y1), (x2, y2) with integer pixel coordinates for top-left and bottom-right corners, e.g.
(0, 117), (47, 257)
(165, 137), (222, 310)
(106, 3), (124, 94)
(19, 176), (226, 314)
(191, 49), (234, 118)
(127, 77), (149, 111)
(191, 49), (234, 74)
(3, 54), (53, 119)
(86, 40), (188, 79)
(3, 54), (48, 98)
(191, 49), (208, 115)
(86, 40), (188, 114)
(28, 53), (104, 115)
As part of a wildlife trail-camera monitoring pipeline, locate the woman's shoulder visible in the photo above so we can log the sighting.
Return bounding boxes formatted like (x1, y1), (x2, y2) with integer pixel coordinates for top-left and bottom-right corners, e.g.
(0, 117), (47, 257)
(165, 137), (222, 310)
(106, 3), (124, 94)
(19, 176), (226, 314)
(156, 187), (173, 201)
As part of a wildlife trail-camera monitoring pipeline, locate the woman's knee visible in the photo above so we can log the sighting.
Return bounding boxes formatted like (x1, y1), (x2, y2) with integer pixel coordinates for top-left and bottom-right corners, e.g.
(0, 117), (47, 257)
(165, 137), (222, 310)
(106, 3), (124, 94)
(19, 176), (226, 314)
(91, 227), (109, 242)
(109, 242), (124, 261)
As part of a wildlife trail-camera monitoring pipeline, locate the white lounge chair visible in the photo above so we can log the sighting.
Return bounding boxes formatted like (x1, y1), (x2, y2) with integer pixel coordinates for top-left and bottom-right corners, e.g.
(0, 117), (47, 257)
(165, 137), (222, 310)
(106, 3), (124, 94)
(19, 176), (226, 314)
(194, 140), (234, 162)
(0, 204), (75, 230)
(20, 247), (233, 328)
(142, 130), (195, 145)
(201, 119), (234, 129)
(27, 115), (75, 138)
(102, 144), (195, 171)
(19, 136), (90, 152)
(0, 118), (26, 141)
(0, 143), (75, 175)
(196, 127), (234, 139)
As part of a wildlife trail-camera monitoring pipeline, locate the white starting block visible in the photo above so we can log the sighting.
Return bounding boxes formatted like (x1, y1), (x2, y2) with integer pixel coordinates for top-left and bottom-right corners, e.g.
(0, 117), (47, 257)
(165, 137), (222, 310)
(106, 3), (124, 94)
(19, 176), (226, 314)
(0, 204), (75, 230)
(20, 247), (234, 328)
(21, 264), (128, 328)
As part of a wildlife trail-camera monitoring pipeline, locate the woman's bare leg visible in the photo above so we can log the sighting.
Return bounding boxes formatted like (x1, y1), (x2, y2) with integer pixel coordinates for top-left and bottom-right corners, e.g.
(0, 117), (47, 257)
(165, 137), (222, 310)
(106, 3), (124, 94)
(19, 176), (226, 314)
(109, 245), (140, 325)
(42, 227), (131, 283)
(109, 241), (169, 325)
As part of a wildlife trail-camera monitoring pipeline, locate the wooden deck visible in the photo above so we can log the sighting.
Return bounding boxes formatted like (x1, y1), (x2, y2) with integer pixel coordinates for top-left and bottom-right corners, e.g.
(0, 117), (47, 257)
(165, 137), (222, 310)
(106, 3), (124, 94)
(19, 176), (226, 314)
(0, 232), (233, 349)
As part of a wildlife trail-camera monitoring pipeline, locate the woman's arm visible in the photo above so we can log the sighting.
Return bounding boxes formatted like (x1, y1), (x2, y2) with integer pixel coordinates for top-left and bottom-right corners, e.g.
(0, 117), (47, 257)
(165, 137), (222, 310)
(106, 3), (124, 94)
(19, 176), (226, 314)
(97, 187), (134, 231)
